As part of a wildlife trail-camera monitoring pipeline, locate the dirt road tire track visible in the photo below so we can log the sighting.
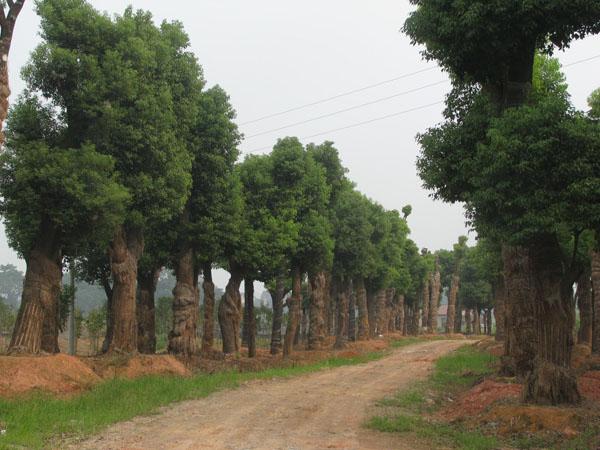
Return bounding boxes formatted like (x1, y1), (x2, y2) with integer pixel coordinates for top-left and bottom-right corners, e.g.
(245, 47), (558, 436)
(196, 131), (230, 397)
(75, 340), (465, 450)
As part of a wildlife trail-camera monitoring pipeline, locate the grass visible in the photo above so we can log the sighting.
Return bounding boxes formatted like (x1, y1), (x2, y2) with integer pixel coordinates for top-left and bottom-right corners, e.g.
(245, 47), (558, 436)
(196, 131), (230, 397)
(0, 338), (433, 449)
(367, 344), (500, 450)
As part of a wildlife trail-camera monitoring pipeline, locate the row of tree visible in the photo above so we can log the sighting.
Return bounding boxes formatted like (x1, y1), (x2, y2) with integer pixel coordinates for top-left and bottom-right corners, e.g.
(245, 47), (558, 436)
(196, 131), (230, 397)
(1, 0), (447, 359)
(404, 0), (600, 404)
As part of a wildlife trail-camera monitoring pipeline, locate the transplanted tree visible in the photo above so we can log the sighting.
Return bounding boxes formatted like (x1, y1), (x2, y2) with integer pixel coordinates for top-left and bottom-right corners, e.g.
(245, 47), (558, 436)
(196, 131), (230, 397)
(26, 0), (193, 353)
(444, 236), (468, 333)
(0, 0), (26, 145)
(405, 1), (600, 403)
(2, 96), (127, 354)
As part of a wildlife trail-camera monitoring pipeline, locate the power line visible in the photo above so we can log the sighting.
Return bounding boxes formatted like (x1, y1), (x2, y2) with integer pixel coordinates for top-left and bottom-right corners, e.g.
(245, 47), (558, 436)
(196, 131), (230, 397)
(240, 66), (438, 125)
(245, 80), (448, 139)
(563, 53), (600, 67)
(245, 101), (443, 154)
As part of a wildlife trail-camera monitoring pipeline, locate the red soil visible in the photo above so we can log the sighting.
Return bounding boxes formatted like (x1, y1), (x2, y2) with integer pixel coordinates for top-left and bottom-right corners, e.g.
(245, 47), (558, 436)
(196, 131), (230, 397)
(579, 370), (600, 402)
(0, 354), (100, 397)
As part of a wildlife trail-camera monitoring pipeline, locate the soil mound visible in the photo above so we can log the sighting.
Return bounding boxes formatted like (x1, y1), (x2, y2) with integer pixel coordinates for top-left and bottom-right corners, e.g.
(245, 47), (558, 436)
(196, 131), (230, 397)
(0, 354), (100, 397)
(571, 344), (592, 370)
(479, 405), (584, 438)
(579, 370), (600, 402)
(440, 379), (521, 420)
(87, 354), (190, 379)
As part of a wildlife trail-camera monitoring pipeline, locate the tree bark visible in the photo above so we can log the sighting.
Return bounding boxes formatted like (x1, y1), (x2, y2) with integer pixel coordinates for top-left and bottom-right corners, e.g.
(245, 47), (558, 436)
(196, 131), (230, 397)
(100, 274), (114, 353)
(375, 289), (386, 335)
(494, 277), (506, 342)
(137, 267), (160, 354)
(347, 280), (356, 342)
(168, 247), (199, 356)
(592, 250), (600, 354)
(201, 263), (215, 353)
(356, 278), (369, 340)
(218, 263), (244, 354)
(308, 271), (327, 349)
(9, 226), (62, 354)
(576, 269), (592, 346)
(334, 278), (349, 349)
(397, 294), (405, 334)
(367, 289), (376, 337)
(446, 274), (459, 333)
(473, 308), (481, 335)
(108, 226), (144, 354)
(244, 278), (256, 357)
(421, 281), (430, 333)
(269, 278), (285, 355)
(283, 267), (302, 357)
(429, 264), (441, 332)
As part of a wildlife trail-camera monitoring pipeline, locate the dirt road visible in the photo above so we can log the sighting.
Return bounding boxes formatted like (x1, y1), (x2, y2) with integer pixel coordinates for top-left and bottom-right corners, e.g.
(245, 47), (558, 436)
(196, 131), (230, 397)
(77, 340), (465, 450)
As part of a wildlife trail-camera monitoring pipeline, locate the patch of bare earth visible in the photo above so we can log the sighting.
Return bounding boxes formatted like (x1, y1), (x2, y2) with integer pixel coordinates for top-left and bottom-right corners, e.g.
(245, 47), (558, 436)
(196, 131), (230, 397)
(74, 340), (465, 450)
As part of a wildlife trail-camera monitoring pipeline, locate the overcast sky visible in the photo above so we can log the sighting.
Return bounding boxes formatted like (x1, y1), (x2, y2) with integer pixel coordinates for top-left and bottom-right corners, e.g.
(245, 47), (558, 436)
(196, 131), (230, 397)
(2, 1), (600, 290)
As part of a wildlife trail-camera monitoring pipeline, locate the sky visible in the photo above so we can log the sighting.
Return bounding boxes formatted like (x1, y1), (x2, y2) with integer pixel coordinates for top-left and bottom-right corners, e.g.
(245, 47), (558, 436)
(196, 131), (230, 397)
(2, 0), (600, 291)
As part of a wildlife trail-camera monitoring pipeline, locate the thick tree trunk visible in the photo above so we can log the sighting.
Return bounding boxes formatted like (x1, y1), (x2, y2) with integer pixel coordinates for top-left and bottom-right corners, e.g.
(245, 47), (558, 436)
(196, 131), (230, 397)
(429, 266), (441, 332)
(494, 277), (506, 342)
(504, 241), (580, 405)
(168, 247), (199, 356)
(245, 278), (256, 357)
(388, 290), (396, 332)
(347, 281), (356, 342)
(384, 288), (394, 334)
(218, 263), (244, 354)
(473, 309), (481, 335)
(108, 226), (144, 354)
(334, 278), (349, 349)
(9, 228), (62, 354)
(308, 271), (327, 350)
(454, 301), (463, 333)
(465, 310), (472, 335)
(576, 269), (592, 346)
(592, 250), (600, 354)
(283, 267), (302, 357)
(446, 274), (459, 333)
(270, 278), (285, 355)
(201, 264), (215, 353)
(137, 267), (160, 354)
(356, 278), (369, 340)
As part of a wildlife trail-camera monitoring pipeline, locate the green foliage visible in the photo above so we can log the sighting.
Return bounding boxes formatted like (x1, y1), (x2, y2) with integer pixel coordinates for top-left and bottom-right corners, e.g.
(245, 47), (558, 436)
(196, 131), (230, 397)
(589, 88), (600, 118)
(458, 243), (495, 311)
(403, 0), (600, 85)
(85, 306), (105, 342)
(0, 264), (23, 308)
(155, 296), (173, 340)
(0, 297), (16, 336)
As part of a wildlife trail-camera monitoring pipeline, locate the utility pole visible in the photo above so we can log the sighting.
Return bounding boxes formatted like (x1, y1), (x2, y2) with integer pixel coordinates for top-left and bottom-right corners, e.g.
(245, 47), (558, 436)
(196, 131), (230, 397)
(68, 261), (76, 356)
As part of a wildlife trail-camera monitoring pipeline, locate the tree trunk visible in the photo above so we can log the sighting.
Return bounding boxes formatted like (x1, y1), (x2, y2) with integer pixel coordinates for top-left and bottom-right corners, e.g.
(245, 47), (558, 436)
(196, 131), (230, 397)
(270, 278), (285, 355)
(245, 278), (256, 357)
(100, 275), (114, 353)
(283, 267), (302, 358)
(465, 310), (472, 335)
(446, 274), (459, 333)
(375, 289), (386, 335)
(356, 278), (369, 340)
(308, 271), (327, 350)
(201, 263), (215, 353)
(397, 295), (405, 334)
(168, 247), (199, 356)
(429, 266), (441, 332)
(9, 227), (62, 354)
(388, 290), (396, 332)
(592, 250), (600, 354)
(473, 309), (481, 335)
(421, 281), (430, 333)
(347, 281), (356, 342)
(334, 278), (349, 349)
(218, 263), (244, 354)
(576, 269), (592, 346)
(108, 226), (144, 354)
(494, 277), (506, 342)
(367, 290), (376, 337)
(137, 267), (160, 354)
(0, 0), (25, 146)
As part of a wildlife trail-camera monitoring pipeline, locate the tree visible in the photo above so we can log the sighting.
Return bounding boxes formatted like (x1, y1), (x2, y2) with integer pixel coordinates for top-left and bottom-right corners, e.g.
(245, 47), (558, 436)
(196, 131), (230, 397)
(0, 0), (26, 145)
(27, 0), (194, 353)
(2, 96), (127, 354)
(445, 236), (468, 333)
(405, 1), (600, 402)
(0, 264), (23, 308)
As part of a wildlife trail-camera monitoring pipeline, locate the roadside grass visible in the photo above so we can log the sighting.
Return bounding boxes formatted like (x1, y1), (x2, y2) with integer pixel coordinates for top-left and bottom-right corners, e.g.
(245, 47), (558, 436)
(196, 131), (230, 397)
(0, 337), (433, 449)
(367, 344), (500, 450)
